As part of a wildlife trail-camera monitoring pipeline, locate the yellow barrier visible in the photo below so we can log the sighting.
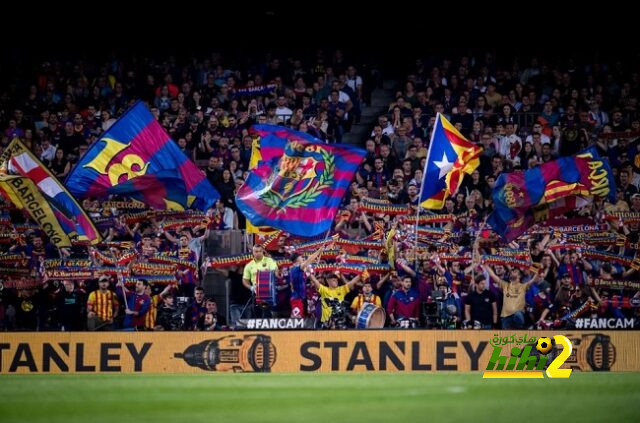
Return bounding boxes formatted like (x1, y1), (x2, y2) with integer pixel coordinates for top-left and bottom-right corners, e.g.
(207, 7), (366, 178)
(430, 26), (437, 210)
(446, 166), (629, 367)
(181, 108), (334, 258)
(0, 331), (637, 373)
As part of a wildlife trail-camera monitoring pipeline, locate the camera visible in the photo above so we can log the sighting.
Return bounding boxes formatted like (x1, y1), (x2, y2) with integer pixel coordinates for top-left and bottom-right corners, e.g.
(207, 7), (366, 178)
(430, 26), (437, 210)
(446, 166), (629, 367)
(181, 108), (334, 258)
(423, 289), (459, 329)
(157, 296), (190, 330)
(324, 298), (349, 329)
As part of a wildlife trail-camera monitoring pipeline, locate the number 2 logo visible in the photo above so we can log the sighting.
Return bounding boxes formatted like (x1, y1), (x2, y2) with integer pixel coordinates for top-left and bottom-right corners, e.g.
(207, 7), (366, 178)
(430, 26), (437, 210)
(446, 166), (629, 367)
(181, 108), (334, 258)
(546, 335), (572, 378)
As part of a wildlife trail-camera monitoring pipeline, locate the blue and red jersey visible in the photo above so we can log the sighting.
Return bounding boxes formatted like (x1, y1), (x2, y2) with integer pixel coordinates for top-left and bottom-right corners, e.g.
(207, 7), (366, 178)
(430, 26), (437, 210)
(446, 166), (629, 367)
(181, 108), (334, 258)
(387, 288), (420, 319)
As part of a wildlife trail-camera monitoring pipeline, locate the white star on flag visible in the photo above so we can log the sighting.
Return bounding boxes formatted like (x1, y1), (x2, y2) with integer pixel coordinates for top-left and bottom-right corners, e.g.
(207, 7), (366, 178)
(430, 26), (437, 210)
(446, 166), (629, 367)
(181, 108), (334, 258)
(434, 152), (454, 179)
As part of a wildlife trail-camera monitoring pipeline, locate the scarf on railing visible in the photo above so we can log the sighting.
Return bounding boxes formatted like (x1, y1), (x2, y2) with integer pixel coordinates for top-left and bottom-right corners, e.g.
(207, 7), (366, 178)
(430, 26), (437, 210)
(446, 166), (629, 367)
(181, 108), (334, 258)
(559, 299), (594, 321)
(481, 255), (537, 272)
(400, 214), (455, 225)
(604, 212), (640, 224)
(130, 262), (177, 276)
(312, 263), (390, 275)
(153, 209), (206, 221)
(44, 259), (93, 268)
(549, 244), (584, 252)
(0, 267), (30, 276)
(565, 232), (625, 246)
(124, 275), (177, 286)
(162, 218), (210, 231)
(358, 198), (411, 215)
(416, 226), (448, 238)
(100, 200), (147, 211)
(98, 241), (135, 250)
(117, 250), (139, 266)
(337, 254), (380, 265)
(208, 253), (253, 268)
(148, 254), (197, 272)
(44, 268), (94, 280)
(122, 211), (151, 225)
(582, 250), (640, 270)
(438, 254), (472, 263)
(318, 250), (341, 261)
(599, 296), (640, 309)
(335, 238), (385, 251)
(1, 278), (40, 289)
(91, 249), (117, 266)
(530, 223), (605, 235)
(589, 278), (640, 291)
(494, 248), (530, 260)
(290, 238), (333, 252)
(13, 223), (39, 232)
(0, 254), (28, 267)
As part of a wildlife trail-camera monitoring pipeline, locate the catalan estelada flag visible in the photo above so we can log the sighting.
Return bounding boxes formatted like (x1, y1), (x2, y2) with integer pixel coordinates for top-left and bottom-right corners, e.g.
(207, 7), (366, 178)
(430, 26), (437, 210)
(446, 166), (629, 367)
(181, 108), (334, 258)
(1, 139), (101, 245)
(236, 125), (366, 237)
(65, 101), (219, 210)
(419, 113), (482, 209)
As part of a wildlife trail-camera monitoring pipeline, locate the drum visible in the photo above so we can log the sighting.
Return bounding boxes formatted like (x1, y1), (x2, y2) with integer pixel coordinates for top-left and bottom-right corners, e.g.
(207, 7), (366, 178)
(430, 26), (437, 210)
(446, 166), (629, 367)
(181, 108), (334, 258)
(356, 303), (386, 329)
(255, 271), (276, 305)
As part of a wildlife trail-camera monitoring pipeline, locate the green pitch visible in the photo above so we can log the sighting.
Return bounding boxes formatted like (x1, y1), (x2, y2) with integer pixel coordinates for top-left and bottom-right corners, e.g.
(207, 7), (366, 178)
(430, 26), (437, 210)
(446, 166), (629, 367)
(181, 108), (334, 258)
(1, 373), (639, 423)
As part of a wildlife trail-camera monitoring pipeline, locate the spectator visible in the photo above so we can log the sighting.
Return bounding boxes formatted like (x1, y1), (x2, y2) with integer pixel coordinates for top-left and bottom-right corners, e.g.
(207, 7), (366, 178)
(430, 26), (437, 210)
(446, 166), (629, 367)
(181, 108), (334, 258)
(464, 276), (497, 329)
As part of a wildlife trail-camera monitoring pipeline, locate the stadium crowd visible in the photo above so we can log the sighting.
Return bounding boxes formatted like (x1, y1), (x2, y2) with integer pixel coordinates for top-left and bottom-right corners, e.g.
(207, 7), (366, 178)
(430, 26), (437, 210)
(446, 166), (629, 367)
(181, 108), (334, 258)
(0, 50), (639, 331)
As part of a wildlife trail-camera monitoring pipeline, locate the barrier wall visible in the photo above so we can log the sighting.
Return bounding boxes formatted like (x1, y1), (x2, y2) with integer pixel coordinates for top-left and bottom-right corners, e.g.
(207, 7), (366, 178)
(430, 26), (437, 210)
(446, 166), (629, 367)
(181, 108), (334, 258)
(0, 331), (637, 373)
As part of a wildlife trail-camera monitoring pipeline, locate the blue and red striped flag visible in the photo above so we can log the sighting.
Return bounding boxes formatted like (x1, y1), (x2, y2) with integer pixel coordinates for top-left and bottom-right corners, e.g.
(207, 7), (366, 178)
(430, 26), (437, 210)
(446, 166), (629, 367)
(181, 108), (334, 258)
(488, 148), (616, 241)
(65, 101), (218, 210)
(236, 125), (365, 237)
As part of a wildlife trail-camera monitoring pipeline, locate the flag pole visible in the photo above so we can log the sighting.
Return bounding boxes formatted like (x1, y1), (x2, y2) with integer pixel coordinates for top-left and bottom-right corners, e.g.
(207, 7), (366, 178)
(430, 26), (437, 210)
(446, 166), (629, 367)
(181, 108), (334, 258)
(415, 113), (441, 266)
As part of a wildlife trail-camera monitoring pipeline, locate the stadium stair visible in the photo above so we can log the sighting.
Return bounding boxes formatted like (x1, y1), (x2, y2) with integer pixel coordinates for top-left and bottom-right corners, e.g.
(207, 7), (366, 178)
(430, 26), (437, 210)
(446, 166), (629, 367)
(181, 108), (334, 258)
(342, 80), (396, 145)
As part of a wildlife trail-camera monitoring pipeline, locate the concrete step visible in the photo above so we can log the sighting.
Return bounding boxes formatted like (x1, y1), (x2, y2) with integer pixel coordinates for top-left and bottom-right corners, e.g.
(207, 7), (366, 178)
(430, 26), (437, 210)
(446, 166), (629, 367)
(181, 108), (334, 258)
(383, 80), (398, 90)
(361, 106), (387, 119)
(342, 132), (365, 145)
(342, 79), (397, 145)
(371, 99), (393, 109)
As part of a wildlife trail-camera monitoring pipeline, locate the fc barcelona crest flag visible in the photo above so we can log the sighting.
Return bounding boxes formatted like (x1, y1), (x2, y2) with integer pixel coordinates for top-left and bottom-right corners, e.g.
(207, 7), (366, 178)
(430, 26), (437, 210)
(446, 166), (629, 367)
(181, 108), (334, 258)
(65, 101), (219, 210)
(236, 125), (366, 237)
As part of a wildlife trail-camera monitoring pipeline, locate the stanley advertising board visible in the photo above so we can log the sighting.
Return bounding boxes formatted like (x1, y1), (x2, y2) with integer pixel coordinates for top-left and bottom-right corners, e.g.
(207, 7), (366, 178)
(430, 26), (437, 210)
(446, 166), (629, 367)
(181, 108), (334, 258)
(0, 331), (637, 374)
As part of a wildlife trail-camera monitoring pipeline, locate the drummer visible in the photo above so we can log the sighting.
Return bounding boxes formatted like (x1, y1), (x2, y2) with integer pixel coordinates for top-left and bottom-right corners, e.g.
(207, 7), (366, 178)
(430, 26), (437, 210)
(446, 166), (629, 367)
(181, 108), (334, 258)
(242, 244), (280, 294)
(350, 279), (382, 316)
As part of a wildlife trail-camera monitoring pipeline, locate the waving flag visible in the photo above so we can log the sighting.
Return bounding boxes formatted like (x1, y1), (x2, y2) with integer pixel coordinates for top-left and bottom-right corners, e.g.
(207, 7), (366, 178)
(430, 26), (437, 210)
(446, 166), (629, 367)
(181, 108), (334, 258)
(105, 170), (188, 210)
(0, 175), (76, 248)
(488, 149), (615, 241)
(65, 101), (219, 210)
(245, 135), (277, 236)
(419, 113), (482, 209)
(1, 139), (101, 245)
(236, 125), (365, 237)
(489, 196), (593, 241)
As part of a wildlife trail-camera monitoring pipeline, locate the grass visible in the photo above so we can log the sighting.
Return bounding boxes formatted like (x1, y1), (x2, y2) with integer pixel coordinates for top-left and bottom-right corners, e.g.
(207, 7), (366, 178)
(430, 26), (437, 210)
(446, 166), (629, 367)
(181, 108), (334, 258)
(0, 372), (639, 423)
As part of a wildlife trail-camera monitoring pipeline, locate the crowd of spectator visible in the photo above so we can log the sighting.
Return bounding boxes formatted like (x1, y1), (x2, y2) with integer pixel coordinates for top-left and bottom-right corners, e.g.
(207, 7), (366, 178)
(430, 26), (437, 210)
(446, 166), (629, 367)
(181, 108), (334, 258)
(0, 50), (639, 331)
